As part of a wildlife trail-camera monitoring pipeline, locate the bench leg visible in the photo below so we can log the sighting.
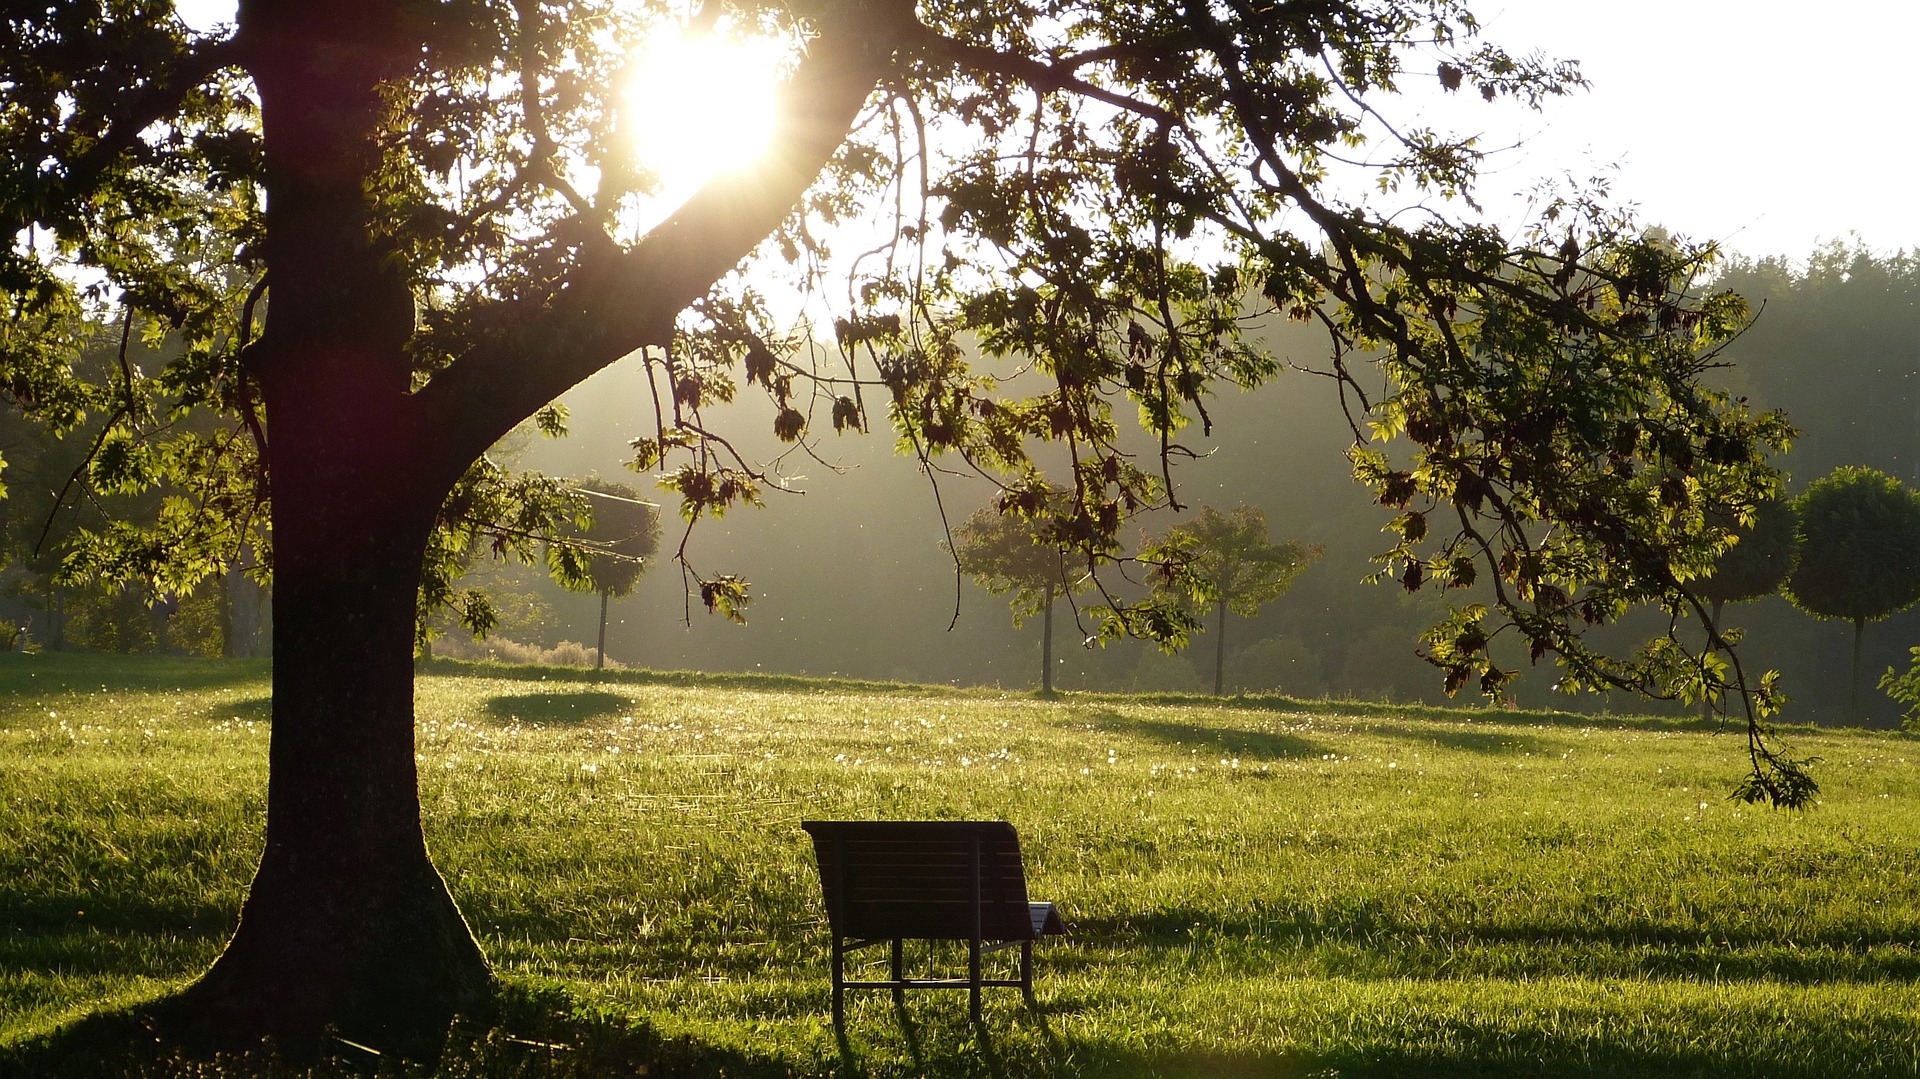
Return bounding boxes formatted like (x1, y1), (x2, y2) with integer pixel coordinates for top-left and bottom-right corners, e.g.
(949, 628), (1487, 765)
(969, 937), (983, 1023)
(891, 938), (905, 1007)
(1021, 940), (1036, 1007)
(831, 936), (846, 1029)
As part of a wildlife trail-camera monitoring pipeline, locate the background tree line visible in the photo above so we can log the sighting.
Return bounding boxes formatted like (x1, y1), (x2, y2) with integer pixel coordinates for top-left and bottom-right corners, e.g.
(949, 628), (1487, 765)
(497, 241), (1920, 725)
(6, 241), (1916, 726)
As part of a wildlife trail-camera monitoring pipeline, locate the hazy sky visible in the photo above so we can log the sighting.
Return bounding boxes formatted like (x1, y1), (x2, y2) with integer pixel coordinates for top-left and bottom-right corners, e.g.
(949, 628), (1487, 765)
(171, 0), (1914, 260)
(1466, 1), (1920, 259)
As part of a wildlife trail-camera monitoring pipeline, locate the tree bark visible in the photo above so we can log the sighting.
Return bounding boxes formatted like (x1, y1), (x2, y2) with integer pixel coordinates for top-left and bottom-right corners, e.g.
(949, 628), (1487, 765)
(178, 425), (490, 1050)
(1214, 597), (1228, 697)
(1041, 581), (1055, 694)
(216, 567), (236, 659)
(1851, 616), (1865, 723)
(597, 589), (610, 670)
(174, 3), (488, 1050)
(161, 0), (900, 1051)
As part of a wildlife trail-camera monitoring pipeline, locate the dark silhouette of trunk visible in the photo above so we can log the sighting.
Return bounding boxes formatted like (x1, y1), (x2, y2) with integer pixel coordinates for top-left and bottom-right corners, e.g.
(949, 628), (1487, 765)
(1041, 579), (1055, 693)
(216, 567), (236, 659)
(1704, 596), (1725, 721)
(179, 421), (490, 1048)
(596, 589), (610, 670)
(174, 10), (489, 1049)
(1213, 597), (1229, 696)
(1213, 591), (1228, 691)
(1851, 616), (1865, 723)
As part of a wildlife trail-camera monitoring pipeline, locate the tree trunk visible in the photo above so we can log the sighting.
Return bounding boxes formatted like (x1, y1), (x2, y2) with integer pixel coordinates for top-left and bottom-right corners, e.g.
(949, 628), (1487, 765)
(174, 6), (489, 1049)
(216, 567), (236, 659)
(1851, 616), (1865, 723)
(177, 441), (490, 1052)
(1041, 581), (1055, 694)
(1704, 597), (1725, 721)
(1213, 598), (1229, 697)
(156, 0), (894, 1052)
(597, 589), (610, 670)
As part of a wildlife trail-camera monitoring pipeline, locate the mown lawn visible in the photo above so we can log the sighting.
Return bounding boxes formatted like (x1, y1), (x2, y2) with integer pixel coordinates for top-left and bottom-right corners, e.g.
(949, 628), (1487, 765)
(2, 651), (1917, 1077)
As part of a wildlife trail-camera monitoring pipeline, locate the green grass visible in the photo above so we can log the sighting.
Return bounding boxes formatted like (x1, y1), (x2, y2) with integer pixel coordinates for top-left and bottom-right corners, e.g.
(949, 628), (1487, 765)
(3, 650), (1919, 1076)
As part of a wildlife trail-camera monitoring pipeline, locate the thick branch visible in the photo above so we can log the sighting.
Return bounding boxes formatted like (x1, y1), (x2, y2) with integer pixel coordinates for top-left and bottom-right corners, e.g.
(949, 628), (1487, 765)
(414, 0), (908, 486)
(9, 35), (247, 236)
(904, 25), (1179, 126)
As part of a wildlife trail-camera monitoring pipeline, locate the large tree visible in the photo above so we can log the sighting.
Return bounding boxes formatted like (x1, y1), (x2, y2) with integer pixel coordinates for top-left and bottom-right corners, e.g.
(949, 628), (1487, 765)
(1145, 505), (1318, 696)
(2, 0), (1801, 1050)
(1783, 466), (1920, 722)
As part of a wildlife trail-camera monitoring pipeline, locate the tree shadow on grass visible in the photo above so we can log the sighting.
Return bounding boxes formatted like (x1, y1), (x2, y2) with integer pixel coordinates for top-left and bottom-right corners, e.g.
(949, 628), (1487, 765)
(0, 653), (271, 698)
(1361, 722), (1555, 755)
(823, 1003), (1905, 1079)
(0, 983), (799, 1079)
(482, 691), (632, 725)
(1084, 1041), (1899, 1079)
(1063, 901), (1920, 985)
(1106, 687), (1777, 737)
(7, 979), (1906, 1078)
(424, 656), (966, 700)
(1075, 706), (1565, 757)
(201, 694), (274, 724)
(1075, 712), (1333, 761)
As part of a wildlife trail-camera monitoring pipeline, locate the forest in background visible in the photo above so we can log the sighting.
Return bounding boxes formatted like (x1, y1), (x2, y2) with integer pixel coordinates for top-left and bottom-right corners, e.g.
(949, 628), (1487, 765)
(4, 241), (1918, 726)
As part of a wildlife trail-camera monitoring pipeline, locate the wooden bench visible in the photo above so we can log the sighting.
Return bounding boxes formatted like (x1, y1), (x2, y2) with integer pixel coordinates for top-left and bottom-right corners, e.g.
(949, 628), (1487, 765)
(801, 820), (1065, 1024)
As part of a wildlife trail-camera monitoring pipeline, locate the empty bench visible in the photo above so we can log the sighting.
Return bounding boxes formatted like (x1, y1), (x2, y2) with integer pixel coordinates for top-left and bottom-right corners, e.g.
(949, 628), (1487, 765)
(801, 820), (1065, 1024)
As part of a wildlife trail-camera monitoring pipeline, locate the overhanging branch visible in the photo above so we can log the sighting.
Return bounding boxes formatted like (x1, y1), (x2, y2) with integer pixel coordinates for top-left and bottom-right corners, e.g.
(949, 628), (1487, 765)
(412, 0), (911, 487)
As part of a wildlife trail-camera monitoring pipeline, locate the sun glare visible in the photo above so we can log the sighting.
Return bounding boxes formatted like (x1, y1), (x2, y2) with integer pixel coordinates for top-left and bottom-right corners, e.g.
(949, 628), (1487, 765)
(624, 29), (787, 201)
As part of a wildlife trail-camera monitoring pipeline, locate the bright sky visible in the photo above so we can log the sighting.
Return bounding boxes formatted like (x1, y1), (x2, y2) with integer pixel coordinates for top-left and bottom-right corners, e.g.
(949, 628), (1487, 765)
(1463, 0), (1920, 260)
(172, 0), (1915, 261)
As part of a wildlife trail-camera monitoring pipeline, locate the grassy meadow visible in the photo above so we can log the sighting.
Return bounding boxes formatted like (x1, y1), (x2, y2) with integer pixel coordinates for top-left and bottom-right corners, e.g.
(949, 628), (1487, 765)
(2, 651), (1918, 1076)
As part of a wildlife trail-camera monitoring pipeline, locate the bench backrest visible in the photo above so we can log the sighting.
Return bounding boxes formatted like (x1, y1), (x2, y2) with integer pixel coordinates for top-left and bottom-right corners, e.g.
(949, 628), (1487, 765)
(802, 820), (1038, 941)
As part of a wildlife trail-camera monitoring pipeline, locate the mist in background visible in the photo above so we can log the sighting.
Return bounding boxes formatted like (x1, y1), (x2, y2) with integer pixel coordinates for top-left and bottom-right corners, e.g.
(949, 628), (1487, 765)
(494, 241), (1920, 727)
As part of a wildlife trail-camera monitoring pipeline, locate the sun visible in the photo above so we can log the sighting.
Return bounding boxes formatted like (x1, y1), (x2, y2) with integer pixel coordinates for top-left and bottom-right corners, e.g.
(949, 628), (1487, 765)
(624, 27), (788, 201)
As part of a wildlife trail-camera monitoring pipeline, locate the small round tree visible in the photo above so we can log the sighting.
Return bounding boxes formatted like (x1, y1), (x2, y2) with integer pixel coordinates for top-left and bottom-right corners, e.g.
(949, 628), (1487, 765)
(950, 491), (1080, 694)
(1698, 496), (1799, 627)
(1694, 495), (1798, 716)
(1783, 467), (1920, 721)
(550, 478), (661, 670)
(1146, 506), (1320, 696)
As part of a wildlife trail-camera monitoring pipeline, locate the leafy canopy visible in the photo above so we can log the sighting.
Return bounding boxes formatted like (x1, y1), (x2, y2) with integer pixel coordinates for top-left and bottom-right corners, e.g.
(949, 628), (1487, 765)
(949, 488), (1082, 628)
(1, 0), (1805, 799)
(1783, 466), (1920, 625)
(1145, 505), (1319, 618)
(547, 478), (661, 600)
(1695, 495), (1797, 610)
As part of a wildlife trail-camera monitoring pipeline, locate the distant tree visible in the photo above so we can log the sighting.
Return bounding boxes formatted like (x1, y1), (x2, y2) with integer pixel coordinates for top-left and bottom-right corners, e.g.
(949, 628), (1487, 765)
(1698, 497), (1799, 625)
(550, 479), (660, 670)
(1712, 245), (1920, 487)
(1146, 506), (1320, 696)
(1694, 496), (1798, 717)
(1784, 467), (1920, 721)
(951, 494), (1080, 694)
